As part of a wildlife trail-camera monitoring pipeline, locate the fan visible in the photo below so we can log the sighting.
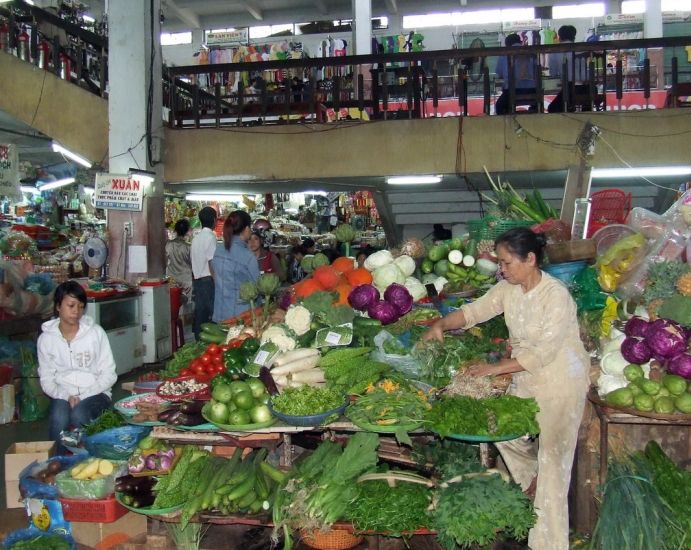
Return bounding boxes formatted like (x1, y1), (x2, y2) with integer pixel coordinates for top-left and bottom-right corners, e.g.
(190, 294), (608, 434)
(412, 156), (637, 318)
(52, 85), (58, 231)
(83, 237), (108, 279)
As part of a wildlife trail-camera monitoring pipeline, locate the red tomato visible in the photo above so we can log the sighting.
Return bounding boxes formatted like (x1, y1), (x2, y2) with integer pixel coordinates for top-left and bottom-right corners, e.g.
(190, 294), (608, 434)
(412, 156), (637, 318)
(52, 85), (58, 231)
(200, 353), (212, 365)
(212, 354), (224, 366)
(180, 368), (192, 377)
(192, 363), (206, 375)
(219, 344), (230, 352)
(228, 339), (243, 349)
(190, 359), (203, 371)
(206, 344), (220, 356)
(213, 364), (225, 374)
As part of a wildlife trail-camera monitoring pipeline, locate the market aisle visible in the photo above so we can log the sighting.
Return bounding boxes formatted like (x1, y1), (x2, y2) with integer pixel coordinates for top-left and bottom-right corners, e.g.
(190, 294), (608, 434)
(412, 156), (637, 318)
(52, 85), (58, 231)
(0, 364), (161, 510)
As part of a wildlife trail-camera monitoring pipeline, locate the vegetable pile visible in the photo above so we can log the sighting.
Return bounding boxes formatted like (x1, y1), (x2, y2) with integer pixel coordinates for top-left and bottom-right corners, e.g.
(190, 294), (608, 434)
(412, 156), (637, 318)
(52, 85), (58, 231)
(427, 395), (540, 438)
(319, 346), (391, 395)
(271, 385), (344, 418)
(83, 409), (126, 435)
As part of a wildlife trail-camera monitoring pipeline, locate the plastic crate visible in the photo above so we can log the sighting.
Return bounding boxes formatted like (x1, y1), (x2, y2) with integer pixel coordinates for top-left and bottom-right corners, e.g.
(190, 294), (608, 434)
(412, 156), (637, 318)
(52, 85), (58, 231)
(468, 218), (534, 241)
(587, 189), (632, 238)
(59, 495), (127, 523)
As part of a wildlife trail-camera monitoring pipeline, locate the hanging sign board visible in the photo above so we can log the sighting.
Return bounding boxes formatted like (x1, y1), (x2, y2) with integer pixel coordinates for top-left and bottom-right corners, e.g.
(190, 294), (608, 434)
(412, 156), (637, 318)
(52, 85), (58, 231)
(604, 14), (644, 24)
(503, 19), (542, 31)
(0, 144), (20, 200)
(207, 28), (249, 46)
(94, 173), (144, 211)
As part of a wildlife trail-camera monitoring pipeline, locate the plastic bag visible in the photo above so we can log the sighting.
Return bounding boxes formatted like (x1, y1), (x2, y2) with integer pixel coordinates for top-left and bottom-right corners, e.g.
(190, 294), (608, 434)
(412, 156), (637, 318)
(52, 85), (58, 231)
(571, 267), (608, 311)
(595, 232), (647, 292)
(19, 455), (84, 500)
(18, 346), (49, 422)
(370, 330), (422, 379)
(2, 527), (75, 549)
(54, 460), (127, 500)
(83, 425), (151, 461)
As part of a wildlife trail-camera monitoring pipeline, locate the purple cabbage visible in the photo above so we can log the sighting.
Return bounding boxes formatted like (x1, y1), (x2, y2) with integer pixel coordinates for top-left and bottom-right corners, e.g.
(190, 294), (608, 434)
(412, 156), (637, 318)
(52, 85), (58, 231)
(348, 284), (380, 312)
(621, 336), (652, 365)
(367, 300), (399, 325)
(644, 318), (688, 360)
(624, 316), (650, 338)
(667, 351), (691, 380)
(383, 283), (414, 316)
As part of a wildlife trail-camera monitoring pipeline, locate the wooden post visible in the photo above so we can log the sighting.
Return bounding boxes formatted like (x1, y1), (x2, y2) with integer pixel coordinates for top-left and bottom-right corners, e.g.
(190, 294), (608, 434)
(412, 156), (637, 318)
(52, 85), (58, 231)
(561, 162), (592, 228)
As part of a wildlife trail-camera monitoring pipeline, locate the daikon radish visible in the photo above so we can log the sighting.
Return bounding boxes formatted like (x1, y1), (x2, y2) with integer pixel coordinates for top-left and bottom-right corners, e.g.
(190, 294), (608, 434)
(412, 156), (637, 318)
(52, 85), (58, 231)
(291, 368), (326, 384)
(271, 354), (320, 376)
(272, 348), (320, 367)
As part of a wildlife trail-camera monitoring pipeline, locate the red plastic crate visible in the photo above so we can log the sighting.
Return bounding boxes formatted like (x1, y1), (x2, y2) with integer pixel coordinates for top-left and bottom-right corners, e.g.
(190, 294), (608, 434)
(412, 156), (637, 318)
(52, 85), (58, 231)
(59, 495), (127, 523)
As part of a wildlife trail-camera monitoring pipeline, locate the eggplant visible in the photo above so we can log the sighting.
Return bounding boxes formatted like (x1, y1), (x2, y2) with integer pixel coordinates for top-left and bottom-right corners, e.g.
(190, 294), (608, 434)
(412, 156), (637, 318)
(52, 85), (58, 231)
(259, 366), (279, 396)
(157, 406), (181, 422)
(170, 412), (205, 426)
(116, 475), (156, 495)
(180, 399), (205, 414)
(131, 493), (156, 508)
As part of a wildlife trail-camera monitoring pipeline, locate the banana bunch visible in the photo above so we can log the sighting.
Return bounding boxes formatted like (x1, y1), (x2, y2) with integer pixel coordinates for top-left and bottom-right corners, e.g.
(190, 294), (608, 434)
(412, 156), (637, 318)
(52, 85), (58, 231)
(70, 458), (115, 480)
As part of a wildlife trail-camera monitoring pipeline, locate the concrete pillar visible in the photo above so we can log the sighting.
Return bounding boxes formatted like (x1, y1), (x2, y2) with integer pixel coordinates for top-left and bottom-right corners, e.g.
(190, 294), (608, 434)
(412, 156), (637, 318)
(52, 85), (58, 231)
(352, 0), (372, 55)
(644, 0), (663, 38)
(605, 0), (620, 14)
(107, 0), (165, 280)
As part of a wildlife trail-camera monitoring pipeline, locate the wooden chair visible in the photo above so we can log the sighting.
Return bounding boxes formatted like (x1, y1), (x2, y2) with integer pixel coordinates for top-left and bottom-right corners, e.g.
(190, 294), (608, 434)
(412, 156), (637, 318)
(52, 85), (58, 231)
(666, 82), (691, 108)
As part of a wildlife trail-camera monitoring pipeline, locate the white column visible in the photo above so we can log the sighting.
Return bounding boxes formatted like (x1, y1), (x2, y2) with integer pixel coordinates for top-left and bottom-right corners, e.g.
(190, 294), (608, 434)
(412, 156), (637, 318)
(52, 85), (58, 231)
(107, 0), (165, 280)
(352, 0), (372, 55)
(605, 0), (620, 14)
(644, 0), (663, 38)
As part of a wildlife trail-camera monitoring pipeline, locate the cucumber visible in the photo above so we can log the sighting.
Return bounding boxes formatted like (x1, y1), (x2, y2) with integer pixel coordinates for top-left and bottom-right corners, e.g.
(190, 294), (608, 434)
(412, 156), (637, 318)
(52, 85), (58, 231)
(226, 473), (256, 501)
(236, 489), (257, 509)
(254, 471), (271, 500)
(199, 331), (225, 344)
(248, 497), (264, 514)
(259, 461), (287, 484)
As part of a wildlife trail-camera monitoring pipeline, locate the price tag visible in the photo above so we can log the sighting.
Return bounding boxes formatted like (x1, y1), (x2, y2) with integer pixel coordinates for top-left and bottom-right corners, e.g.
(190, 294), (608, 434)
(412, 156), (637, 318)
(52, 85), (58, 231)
(324, 331), (342, 345)
(253, 350), (270, 366)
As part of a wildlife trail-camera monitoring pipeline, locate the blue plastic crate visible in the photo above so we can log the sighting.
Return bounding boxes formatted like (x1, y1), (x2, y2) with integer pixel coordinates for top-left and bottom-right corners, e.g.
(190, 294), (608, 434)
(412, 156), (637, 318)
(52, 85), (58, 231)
(543, 261), (587, 287)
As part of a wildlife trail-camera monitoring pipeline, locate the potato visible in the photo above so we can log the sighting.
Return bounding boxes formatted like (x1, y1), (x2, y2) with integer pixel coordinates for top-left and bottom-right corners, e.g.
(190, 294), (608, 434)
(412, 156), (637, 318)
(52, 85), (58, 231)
(97, 459), (114, 476)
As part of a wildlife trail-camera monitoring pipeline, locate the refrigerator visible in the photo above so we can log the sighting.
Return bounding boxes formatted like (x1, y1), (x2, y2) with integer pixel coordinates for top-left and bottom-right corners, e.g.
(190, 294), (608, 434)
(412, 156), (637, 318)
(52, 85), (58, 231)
(139, 281), (172, 364)
(86, 292), (144, 375)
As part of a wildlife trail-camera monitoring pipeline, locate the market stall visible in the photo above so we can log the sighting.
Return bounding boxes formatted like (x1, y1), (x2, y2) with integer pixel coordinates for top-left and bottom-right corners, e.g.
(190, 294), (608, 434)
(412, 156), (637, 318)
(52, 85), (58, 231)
(3, 186), (690, 549)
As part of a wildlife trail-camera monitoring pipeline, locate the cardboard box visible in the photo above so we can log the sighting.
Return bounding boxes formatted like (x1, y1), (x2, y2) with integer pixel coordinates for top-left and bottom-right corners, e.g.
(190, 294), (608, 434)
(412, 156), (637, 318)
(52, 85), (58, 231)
(70, 511), (147, 550)
(4, 442), (56, 480)
(4, 480), (22, 509)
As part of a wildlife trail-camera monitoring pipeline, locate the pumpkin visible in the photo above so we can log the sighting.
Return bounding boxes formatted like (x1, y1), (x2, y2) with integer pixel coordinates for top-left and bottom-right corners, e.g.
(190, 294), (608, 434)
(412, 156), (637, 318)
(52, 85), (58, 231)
(313, 265), (341, 290)
(331, 256), (356, 275)
(334, 283), (352, 305)
(346, 267), (373, 287)
(293, 278), (324, 299)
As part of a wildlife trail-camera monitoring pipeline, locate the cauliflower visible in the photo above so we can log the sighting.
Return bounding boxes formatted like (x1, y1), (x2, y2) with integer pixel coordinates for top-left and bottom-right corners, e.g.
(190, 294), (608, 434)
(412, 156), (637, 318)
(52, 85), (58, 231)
(260, 323), (298, 352)
(284, 305), (312, 336)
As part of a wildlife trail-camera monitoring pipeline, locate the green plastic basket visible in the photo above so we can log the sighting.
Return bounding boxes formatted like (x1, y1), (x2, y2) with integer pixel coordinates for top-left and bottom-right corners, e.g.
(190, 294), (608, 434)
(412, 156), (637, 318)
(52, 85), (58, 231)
(468, 218), (534, 241)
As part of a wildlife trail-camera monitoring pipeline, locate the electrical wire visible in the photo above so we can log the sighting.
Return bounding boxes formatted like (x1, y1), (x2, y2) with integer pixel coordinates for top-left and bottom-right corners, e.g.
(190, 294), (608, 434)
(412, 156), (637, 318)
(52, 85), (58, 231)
(596, 132), (683, 193)
(29, 70), (48, 127)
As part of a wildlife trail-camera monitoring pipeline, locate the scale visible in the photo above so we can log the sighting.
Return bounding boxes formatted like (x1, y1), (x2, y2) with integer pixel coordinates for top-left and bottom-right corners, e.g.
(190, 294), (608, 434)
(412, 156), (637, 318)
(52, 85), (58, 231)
(83, 237), (108, 279)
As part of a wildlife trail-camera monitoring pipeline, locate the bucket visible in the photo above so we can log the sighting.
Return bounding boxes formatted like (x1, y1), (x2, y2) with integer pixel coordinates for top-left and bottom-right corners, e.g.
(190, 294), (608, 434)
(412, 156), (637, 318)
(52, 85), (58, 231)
(543, 261), (587, 287)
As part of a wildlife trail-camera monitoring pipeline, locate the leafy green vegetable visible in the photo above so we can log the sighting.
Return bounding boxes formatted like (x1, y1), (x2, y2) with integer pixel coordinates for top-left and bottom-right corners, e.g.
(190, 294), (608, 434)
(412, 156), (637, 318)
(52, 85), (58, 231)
(300, 291), (355, 327)
(319, 346), (372, 368)
(271, 386), (344, 417)
(160, 341), (206, 378)
(434, 473), (535, 549)
(314, 324), (353, 347)
(643, 260), (689, 304)
(83, 409), (126, 435)
(427, 395), (540, 437)
(347, 474), (432, 536)
(322, 356), (390, 395)
(7, 534), (71, 549)
(413, 439), (483, 479)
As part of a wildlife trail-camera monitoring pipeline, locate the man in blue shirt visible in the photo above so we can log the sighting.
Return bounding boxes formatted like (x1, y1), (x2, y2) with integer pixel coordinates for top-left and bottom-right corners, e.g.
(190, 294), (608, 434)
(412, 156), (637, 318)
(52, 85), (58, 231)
(495, 33), (537, 115)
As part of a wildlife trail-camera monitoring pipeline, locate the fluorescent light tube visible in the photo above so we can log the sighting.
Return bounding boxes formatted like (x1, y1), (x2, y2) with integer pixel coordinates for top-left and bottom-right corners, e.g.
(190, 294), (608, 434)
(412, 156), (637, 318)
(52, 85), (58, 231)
(387, 175), (442, 185)
(20, 186), (39, 194)
(52, 142), (93, 168)
(591, 166), (691, 178)
(128, 169), (156, 185)
(185, 193), (243, 202)
(38, 178), (76, 191)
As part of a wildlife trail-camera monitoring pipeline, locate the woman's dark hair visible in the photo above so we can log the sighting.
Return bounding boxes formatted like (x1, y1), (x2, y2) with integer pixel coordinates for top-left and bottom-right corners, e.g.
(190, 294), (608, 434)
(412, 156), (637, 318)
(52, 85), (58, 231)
(223, 210), (252, 250)
(198, 206), (217, 229)
(558, 25), (577, 42)
(495, 227), (547, 265)
(320, 248), (340, 263)
(505, 33), (522, 47)
(291, 244), (306, 257)
(174, 218), (190, 238)
(54, 280), (87, 315)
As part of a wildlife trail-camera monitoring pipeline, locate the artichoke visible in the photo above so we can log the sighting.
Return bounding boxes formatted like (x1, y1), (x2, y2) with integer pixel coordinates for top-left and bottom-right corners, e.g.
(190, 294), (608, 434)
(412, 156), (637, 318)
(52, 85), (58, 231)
(301, 255), (315, 273)
(239, 281), (259, 302)
(257, 273), (280, 297)
(333, 223), (356, 243)
(312, 253), (329, 268)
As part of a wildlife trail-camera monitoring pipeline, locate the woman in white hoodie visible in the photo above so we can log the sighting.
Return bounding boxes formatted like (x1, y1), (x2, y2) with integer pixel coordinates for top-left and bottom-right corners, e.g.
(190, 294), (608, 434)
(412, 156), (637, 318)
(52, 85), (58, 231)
(38, 281), (117, 453)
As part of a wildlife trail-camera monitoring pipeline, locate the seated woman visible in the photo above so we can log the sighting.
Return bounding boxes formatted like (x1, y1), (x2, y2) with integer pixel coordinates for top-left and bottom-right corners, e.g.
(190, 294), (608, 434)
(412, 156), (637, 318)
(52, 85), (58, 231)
(248, 228), (286, 281)
(37, 281), (117, 454)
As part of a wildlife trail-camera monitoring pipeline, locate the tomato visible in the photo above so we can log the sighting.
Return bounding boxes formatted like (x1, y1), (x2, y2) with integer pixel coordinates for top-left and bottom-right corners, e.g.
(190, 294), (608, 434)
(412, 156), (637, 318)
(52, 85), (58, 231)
(200, 353), (212, 365)
(192, 363), (206, 375)
(213, 364), (225, 374)
(206, 344), (220, 356)
(228, 339), (243, 349)
(219, 344), (230, 353)
(180, 368), (192, 377)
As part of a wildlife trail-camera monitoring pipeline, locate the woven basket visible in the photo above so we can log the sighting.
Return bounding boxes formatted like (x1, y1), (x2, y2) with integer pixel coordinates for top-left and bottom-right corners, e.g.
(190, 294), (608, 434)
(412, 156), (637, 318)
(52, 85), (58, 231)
(468, 218), (534, 241)
(301, 529), (363, 550)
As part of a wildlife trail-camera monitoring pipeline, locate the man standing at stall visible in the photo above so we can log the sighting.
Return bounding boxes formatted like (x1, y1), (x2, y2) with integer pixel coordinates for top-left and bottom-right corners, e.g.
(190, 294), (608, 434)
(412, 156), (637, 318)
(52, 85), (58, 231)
(191, 206), (218, 340)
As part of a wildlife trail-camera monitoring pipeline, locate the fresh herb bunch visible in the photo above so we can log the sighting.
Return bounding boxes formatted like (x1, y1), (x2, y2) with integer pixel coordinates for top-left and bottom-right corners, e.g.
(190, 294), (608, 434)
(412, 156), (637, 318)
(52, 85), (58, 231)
(300, 291), (355, 327)
(434, 473), (536, 549)
(83, 409), (126, 435)
(321, 355), (390, 395)
(160, 341), (207, 378)
(271, 386), (344, 417)
(347, 476), (432, 536)
(643, 260), (689, 304)
(426, 395), (540, 437)
(413, 439), (483, 479)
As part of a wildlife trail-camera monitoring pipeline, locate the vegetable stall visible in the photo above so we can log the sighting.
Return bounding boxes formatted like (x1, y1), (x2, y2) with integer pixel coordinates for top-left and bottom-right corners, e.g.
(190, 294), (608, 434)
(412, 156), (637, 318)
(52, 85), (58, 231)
(5, 191), (690, 549)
